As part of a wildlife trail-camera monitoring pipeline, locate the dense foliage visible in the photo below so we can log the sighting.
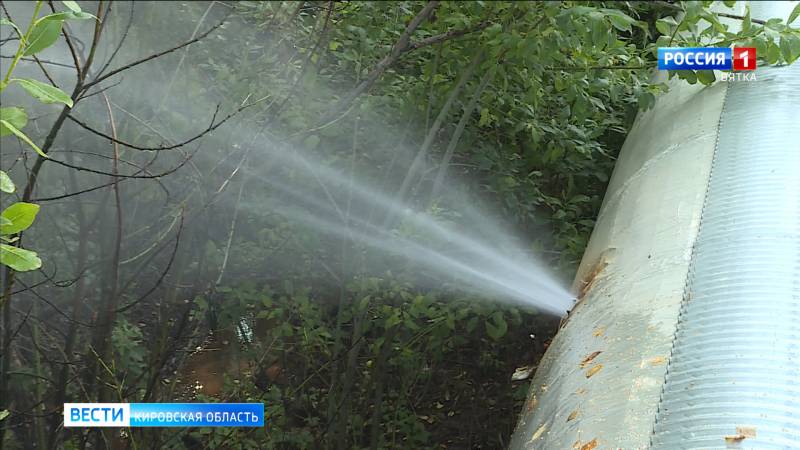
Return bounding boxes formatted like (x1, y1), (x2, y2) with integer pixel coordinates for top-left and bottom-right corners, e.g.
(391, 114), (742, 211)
(1, 1), (798, 449)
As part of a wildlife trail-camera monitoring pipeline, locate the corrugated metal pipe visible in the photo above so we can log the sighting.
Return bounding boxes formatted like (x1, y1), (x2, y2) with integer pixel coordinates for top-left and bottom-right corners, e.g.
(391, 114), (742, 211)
(509, 2), (800, 449)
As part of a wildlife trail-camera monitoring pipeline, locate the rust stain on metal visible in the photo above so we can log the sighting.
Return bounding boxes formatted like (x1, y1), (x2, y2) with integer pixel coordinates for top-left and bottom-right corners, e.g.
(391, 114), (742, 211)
(528, 424), (547, 443)
(736, 426), (756, 438)
(525, 394), (538, 413)
(578, 262), (607, 300)
(580, 350), (602, 368)
(580, 438), (598, 450)
(724, 425), (757, 443)
(724, 434), (746, 443)
(585, 364), (603, 378)
(566, 409), (579, 422)
(644, 356), (667, 367)
(592, 326), (605, 337)
(560, 249), (615, 329)
(576, 248), (616, 300)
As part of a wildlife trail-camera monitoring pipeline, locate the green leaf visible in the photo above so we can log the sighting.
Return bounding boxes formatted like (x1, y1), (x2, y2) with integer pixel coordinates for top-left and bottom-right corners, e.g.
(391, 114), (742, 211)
(24, 16), (64, 56)
(742, 5), (751, 34)
(679, 70), (698, 84)
(61, 1), (82, 12)
(723, 0), (736, 7)
(656, 17), (677, 36)
(0, 243), (42, 271)
(385, 313), (401, 329)
(13, 78), (73, 107)
(403, 317), (420, 331)
(696, 70), (716, 85)
(465, 316), (478, 333)
(684, 1), (703, 20)
(0, 410), (9, 422)
(750, 36), (769, 57)
(0, 107), (28, 137)
(767, 42), (781, 64)
(0, 171), (14, 193)
(605, 11), (634, 32)
(780, 34), (800, 64)
(637, 91), (655, 110)
(22, 12), (93, 56)
(1, 202), (40, 235)
(789, 3), (800, 25)
(484, 311), (507, 341)
(701, 12), (727, 33)
(43, 11), (97, 21)
(590, 17), (606, 48)
(0, 120), (46, 157)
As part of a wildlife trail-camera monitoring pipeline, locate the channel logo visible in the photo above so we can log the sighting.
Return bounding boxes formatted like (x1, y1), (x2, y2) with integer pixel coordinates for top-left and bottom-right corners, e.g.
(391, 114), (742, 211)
(658, 47), (756, 71)
(64, 403), (265, 427)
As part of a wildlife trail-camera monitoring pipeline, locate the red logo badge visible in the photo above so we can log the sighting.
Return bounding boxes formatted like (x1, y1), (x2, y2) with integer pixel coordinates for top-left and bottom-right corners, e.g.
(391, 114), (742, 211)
(733, 47), (756, 71)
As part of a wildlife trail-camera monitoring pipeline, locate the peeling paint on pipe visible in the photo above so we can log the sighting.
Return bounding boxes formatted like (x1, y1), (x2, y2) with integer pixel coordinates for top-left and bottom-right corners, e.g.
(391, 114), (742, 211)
(509, 2), (799, 449)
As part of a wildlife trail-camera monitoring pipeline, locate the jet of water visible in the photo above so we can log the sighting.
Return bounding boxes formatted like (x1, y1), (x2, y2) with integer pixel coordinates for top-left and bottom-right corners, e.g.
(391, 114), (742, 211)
(238, 137), (574, 316)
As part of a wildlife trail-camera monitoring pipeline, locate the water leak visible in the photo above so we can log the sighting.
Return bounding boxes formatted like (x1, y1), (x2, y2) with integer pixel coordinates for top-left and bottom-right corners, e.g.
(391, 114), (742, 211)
(237, 136), (574, 316)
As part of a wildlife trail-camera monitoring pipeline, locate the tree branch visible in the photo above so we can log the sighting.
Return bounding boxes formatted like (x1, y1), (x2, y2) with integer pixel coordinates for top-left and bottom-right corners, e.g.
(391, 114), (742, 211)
(407, 20), (492, 52)
(116, 211), (184, 313)
(81, 18), (227, 92)
(317, 1), (441, 124)
(66, 102), (255, 151)
(652, 0), (767, 25)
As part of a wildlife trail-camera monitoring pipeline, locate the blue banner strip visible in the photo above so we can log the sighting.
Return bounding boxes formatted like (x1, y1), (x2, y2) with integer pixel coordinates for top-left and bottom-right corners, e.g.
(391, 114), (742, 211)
(658, 47), (732, 70)
(129, 403), (264, 427)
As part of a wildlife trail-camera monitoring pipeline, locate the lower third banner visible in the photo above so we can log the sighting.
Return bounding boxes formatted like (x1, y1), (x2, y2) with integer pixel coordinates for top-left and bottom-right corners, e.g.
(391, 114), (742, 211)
(64, 403), (265, 427)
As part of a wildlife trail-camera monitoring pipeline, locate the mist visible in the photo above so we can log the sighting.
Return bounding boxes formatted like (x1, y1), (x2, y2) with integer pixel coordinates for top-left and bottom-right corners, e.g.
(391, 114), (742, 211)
(4, 1), (573, 311)
(0, 1), (635, 448)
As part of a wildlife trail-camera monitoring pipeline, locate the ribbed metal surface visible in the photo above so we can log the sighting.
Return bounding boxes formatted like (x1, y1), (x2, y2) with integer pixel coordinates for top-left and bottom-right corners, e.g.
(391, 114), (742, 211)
(650, 62), (800, 449)
(509, 3), (800, 448)
(508, 66), (727, 450)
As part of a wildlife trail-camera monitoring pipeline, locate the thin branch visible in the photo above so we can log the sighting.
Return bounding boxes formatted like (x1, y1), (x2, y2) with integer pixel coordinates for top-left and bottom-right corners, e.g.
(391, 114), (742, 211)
(215, 176), (246, 287)
(651, 1), (768, 25)
(547, 64), (651, 71)
(76, 0), (109, 86)
(0, 306), (33, 359)
(120, 211), (181, 265)
(407, 20), (492, 52)
(154, 1), (216, 114)
(383, 50), (484, 227)
(318, 1), (441, 124)
(430, 64), (494, 200)
(66, 102), (256, 151)
(265, 0), (334, 121)
(94, 1), (135, 78)
(14, 280), (94, 328)
(115, 211), (184, 313)
(81, 18), (227, 91)
(31, 178), (117, 202)
(41, 152), (193, 179)
(30, 146), (198, 201)
(0, 54), (76, 69)
(48, 148), (171, 196)
(47, 0), (82, 75)
(75, 79), (123, 101)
